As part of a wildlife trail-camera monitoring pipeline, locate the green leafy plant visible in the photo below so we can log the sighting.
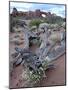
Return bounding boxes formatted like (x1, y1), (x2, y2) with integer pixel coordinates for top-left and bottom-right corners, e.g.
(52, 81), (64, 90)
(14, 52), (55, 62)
(28, 67), (44, 83)
(29, 20), (43, 32)
(28, 59), (50, 84)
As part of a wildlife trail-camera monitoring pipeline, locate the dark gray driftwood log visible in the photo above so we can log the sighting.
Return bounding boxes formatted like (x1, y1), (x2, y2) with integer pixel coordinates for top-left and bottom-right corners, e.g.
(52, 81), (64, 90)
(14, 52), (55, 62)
(13, 47), (42, 72)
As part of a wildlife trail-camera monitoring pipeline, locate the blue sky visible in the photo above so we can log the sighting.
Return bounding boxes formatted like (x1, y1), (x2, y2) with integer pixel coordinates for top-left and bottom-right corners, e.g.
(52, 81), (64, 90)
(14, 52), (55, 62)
(10, 2), (65, 17)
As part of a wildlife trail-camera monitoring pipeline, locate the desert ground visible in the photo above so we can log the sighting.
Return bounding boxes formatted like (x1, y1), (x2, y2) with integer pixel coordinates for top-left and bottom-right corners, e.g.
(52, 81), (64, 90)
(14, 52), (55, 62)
(9, 13), (66, 88)
(10, 53), (65, 88)
(9, 31), (66, 88)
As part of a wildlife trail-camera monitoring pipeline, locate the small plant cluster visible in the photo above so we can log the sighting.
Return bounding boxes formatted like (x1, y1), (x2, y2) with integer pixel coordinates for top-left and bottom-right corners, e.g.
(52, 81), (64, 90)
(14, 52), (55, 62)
(28, 60), (49, 84)
(29, 19), (43, 27)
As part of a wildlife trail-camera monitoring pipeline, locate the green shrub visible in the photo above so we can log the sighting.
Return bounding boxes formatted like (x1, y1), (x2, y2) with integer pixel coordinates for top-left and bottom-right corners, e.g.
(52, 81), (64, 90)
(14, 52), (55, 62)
(30, 20), (42, 27)
(44, 16), (64, 24)
(28, 67), (44, 83)
(29, 20), (43, 32)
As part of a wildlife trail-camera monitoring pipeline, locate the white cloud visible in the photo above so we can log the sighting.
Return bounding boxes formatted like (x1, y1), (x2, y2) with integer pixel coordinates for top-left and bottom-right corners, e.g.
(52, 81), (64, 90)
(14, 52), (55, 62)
(49, 6), (65, 17)
(42, 10), (48, 12)
(39, 6), (65, 18)
(10, 2), (33, 13)
(10, 2), (33, 8)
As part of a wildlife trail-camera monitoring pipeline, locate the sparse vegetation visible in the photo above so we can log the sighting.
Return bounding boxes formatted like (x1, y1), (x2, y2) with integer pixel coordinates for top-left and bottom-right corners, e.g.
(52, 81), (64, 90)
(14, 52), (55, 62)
(44, 16), (64, 25)
(29, 19), (43, 32)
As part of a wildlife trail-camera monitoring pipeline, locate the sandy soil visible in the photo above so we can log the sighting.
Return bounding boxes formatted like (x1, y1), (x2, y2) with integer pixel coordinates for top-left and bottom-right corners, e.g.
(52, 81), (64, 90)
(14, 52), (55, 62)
(36, 54), (66, 87)
(9, 54), (65, 88)
(9, 32), (66, 88)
